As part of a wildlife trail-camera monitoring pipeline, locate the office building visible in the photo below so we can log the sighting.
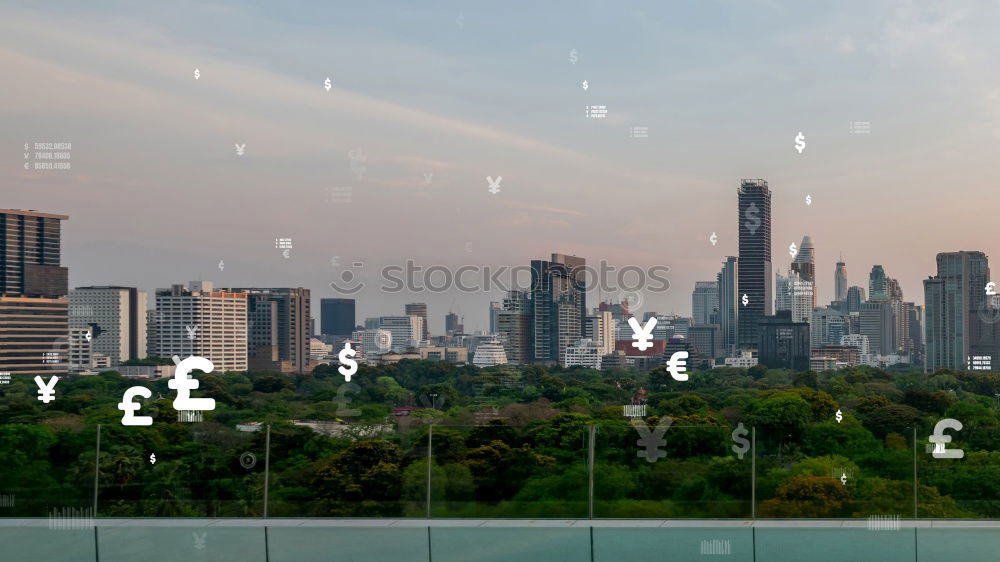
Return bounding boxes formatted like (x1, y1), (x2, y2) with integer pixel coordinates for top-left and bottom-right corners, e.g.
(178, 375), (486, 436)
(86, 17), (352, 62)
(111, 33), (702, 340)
(320, 298), (355, 337)
(692, 281), (719, 325)
(584, 310), (616, 356)
(0, 209), (70, 375)
(379, 315), (423, 352)
(757, 310), (810, 370)
(775, 269), (813, 325)
(924, 251), (990, 371)
(531, 253), (586, 364)
(688, 324), (722, 360)
(835, 257), (848, 303)
(232, 288), (310, 373)
(419, 346), (468, 363)
(717, 256), (739, 355)
(860, 300), (895, 357)
(811, 306), (847, 349)
(352, 328), (392, 357)
(737, 180), (772, 349)
(564, 338), (602, 370)
(69, 286), (147, 366)
(497, 289), (531, 364)
(811, 344), (860, 367)
(404, 302), (429, 341)
(869, 266), (888, 301)
(841, 334), (871, 357)
(846, 286), (865, 314)
(791, 235), (816, 308)
(908, 304), (924, 363)
(153, 281), (248, 371)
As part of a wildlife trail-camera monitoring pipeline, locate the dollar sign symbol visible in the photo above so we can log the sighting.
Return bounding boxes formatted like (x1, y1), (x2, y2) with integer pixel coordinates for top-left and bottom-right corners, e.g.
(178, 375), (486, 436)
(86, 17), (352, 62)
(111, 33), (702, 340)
(338, 342), (358, 381)
(324, 77), (332, 91)
(835, 409), (843, 423)
(569, 49), (578, 64)
(744, 203), (760, 235)
(794, 131), (806, 153)
(194, 68), (200, 80)
(335, 383), (361, 416)
(731, 423), (750, 459)
(741, 294), (749, 307)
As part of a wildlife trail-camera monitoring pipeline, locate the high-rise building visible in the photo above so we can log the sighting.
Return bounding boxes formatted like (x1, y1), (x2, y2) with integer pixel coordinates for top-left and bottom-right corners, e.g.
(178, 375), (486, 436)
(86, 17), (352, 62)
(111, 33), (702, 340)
(757, 310), (810, 370)
(835, 257), (848, 303)
(811, 306), (847, 349)
(846, 286), (866, 314)
(791, 235), (816, 308)
(737, 179), (772, 349)
(69, 286), (147, 366)
(840, 334), (871, 357)
(688, 324), (722, 360)
(924, 251), (990, 371)
(489, 301), (502, 334)
(498, 289), (532, 364)
(0, 209), (70, 376)
(692, 281), (719, 325)
(869, 266), (888, 301)
(445, 311), (462, 335)
(531, 253), (586, 364)
(320, 298), (355, 337)
(233, 287), (311, 373)
(908, 304), (924, 363)
(775, 269), (813, 324)
(404, 303), (429, 341)
(717, 256), (739, 355)
(379, 315), (423, 352)
(153, 281), (248, 371)
(860, 300), (895, 357)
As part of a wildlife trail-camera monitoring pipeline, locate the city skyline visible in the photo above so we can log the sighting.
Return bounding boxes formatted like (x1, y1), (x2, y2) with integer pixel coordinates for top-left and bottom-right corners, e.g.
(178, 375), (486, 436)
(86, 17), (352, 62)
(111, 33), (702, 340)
(6, 3), (1000, 331)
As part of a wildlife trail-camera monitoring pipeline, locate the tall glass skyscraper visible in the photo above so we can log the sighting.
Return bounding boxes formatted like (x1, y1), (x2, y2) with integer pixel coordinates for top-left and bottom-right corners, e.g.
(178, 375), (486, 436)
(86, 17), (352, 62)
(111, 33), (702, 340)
(531, 253), (586, 364)
(717, 257), (739, 355)
(924, 251), (989, 371)
(737, 179), (772, 350)
(869, 265), (888, 300)
(835, 257), (848, 302)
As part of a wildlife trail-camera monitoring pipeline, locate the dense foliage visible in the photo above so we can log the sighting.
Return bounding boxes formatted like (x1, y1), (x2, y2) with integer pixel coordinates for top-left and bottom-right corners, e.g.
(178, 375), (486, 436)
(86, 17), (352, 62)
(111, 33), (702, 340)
(2, 361), (1000, 519)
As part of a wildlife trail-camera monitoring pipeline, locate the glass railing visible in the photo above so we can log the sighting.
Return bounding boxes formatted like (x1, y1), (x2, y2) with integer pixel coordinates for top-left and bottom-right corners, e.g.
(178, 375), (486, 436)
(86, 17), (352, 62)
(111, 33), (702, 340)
(3, 414), (999, 519)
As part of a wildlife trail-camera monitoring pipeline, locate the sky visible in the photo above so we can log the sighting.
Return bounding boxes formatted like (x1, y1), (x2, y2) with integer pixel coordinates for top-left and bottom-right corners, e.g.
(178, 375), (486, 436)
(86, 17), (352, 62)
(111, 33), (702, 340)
(4, 0), (1000, 333)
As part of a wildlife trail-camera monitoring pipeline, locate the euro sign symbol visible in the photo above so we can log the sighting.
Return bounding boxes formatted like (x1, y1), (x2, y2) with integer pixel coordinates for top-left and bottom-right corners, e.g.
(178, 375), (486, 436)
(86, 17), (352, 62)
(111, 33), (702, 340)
(338, 342), (358, 381)
(666, 351), (689, 381)
(169, 356), (216, 412)
(928, 418), (964, 459)
(334, 383), (361, 417)
(986, 282), (996, 296)
(744, 203), (760, 235)
(118, 386), (153, 426)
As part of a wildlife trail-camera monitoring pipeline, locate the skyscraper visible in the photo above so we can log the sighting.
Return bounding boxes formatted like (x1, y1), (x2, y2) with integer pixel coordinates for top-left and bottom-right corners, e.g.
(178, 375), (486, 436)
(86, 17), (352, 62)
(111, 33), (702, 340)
(379, 315), (423, 352)
(498, 289), (532, 363)
(531, 253), (586, 364)
(860, 300), (895, 357)
(737, 179), (772, 350)
(320, 298), (355, 337)
(791, 235), (816, 308)
(717, 256), (739, 355)
(233, 287), (311, 373)
(692, 281), (719, 325)
(404, 302), (429, 341)
(0, 209), (70, 375)
(835, 257), (848, 303)
(869, 265), (888, 301)
(775, 268), (813, 324)
(846, 286), (866, 314)
(488, 301), (502, 334)
(69, 286), (147, 366)
(445, 311), (462, 335)
(924, 251), (990, 371)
